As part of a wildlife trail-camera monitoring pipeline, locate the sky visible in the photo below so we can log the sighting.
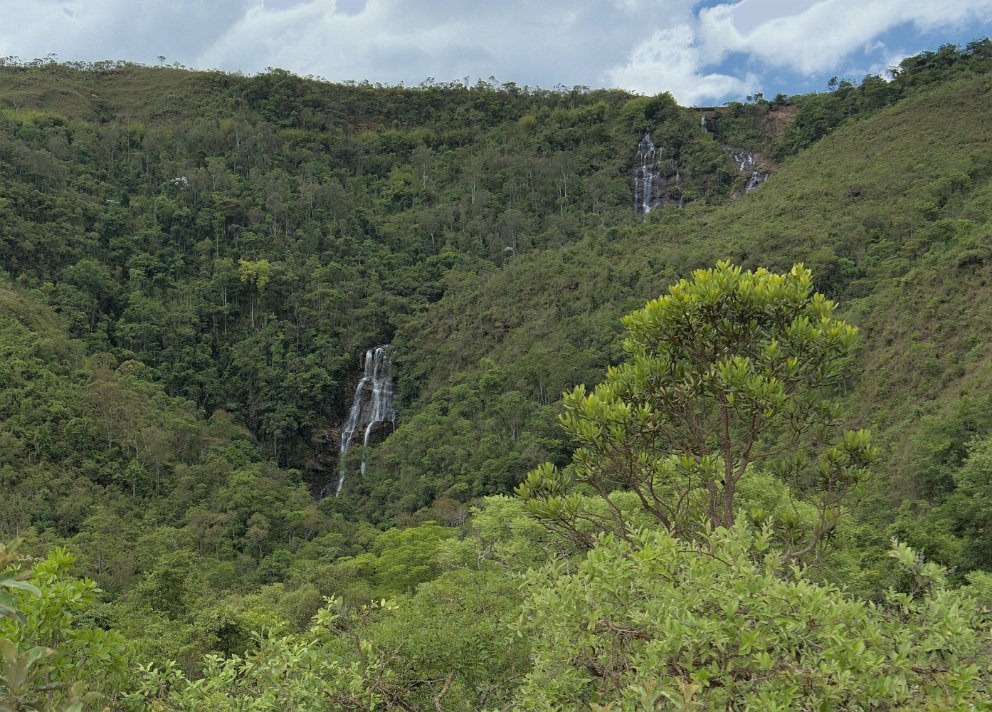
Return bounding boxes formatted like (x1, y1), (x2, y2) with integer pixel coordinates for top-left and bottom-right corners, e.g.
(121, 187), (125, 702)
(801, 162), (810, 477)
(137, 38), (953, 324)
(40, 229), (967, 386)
(1, 0), (991, 105)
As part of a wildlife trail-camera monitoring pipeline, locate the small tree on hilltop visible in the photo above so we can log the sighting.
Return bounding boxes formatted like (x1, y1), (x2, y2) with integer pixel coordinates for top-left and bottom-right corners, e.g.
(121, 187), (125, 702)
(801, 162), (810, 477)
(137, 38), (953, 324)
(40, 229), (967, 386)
(517, 261), (874, 558)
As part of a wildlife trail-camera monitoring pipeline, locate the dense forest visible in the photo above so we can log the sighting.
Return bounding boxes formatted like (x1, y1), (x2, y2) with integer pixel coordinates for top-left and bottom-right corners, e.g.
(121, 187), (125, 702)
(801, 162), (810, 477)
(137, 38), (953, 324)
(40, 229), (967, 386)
(1, 39), (992, 709)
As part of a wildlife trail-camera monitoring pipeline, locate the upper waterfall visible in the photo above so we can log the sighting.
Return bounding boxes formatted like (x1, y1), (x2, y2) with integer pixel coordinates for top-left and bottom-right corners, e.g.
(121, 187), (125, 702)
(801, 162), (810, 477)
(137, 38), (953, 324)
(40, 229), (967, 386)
(632, 132), (663, 215)
(730, 149), (770, 193)
(328, 345), (397, 497)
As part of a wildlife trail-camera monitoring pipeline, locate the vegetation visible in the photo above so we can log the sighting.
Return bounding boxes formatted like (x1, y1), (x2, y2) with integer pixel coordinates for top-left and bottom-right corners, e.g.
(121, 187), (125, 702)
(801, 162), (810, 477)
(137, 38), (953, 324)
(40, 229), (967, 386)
(0, 39), (991, 709)
(519, 262), (874, 555)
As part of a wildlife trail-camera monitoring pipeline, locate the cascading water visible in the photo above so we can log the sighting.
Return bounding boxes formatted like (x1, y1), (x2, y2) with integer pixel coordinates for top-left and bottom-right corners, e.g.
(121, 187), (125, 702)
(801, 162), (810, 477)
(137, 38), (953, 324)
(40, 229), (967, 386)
(731, 150), (757, 174)
(745, 169), (770, 192)
(633, 132), (663, 214)
(730, 149), (769, 193)
(330, 346), (396, 497)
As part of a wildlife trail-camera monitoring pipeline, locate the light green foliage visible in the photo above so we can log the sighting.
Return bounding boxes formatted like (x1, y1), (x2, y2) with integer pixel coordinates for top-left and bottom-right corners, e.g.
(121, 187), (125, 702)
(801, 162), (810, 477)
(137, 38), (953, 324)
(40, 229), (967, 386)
(128, 626), (377, 711)
(0, 542), (56, 712)
(237, 259), (272, 291)
(327, 569), (529, 710)
(0, 548), (126, 701)
(339, 521), (456, 599)
(125, 499), (539, 708)
(0, 544), (39, 625)
(519, 262), (874, 556)
(1, 639), (62, 712)
(0, 642), (100, 712)
(443, 495), (557, 570)
(0, 44), (991, 709)
(516, 524), (991, 710)
(777, 39), (992, 158)
(0, 542), (116, 711)
(132, 567), (528, 711)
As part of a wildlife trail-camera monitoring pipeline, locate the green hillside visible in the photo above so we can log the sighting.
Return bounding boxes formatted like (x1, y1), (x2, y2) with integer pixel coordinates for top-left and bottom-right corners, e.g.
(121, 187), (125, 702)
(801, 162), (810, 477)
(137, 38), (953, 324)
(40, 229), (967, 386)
(1, 43), (992, 709)
(384, 72), (992, 515)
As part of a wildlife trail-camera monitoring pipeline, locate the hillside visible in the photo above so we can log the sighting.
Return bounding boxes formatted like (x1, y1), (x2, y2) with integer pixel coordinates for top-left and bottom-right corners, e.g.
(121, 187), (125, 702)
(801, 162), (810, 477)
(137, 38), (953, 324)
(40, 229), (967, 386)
(371, 71), (992, 523)
(0, 59), (779, 484)
(2, 43), (992, 709)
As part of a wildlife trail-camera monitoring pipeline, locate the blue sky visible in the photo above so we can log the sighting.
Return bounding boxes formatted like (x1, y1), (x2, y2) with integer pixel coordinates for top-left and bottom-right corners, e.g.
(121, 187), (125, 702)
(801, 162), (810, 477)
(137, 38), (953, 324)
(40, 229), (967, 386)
(0, 0), (990, 105)
(688, 0), (992, 100)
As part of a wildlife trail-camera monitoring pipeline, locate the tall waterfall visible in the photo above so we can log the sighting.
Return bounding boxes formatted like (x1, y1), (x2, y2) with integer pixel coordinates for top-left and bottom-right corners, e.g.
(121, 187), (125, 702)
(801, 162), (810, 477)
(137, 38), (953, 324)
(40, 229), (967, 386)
(331, 346), (396, 496)
(633, 132), (663, 214)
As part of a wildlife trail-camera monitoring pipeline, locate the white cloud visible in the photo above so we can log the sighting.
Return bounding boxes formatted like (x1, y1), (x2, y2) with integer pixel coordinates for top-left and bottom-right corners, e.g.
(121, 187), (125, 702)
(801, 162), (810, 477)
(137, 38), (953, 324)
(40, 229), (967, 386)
(602, 0), (992, 103)
(0, 0), (254, 65)
(697, 0), (992, 75)
(192, 0), (698, 87)
(604, 24), (756, 103)
(0, 0), (698, 89)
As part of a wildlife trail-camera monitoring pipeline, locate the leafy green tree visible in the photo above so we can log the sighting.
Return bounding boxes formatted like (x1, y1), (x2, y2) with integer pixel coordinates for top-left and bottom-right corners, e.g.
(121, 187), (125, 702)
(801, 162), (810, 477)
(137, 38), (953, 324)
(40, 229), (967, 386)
(0, 543), (39, 626)
(0, 541), (120, 711)
(518, 262), (874, 557)
(238, 258), (272, 330)
(939, 436), (992, 570)
(516, 524), (991, 709)
(363, 522), (453, 595)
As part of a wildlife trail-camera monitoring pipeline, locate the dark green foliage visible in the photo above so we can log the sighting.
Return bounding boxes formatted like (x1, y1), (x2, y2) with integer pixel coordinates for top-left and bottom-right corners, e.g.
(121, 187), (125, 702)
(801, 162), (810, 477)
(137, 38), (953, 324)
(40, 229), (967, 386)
(0, 60), (717, 477)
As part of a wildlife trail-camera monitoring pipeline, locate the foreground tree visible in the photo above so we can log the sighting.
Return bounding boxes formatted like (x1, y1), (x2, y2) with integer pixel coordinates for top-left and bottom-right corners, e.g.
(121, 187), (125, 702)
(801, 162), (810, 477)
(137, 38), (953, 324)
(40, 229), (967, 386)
(0, 541), (116, 711)
(516, 524), (991, 709)
(518, 262), (874, 556)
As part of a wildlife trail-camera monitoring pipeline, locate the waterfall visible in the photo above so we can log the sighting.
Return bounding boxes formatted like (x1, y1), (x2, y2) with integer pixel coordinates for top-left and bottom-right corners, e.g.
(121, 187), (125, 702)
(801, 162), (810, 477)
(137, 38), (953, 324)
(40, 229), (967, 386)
(731, 150), (757, 174)
(730, 149), (770, 193)
(633, 132), (662, 215)
(329, 345), (396, 497)
(745, 170), (770, 193)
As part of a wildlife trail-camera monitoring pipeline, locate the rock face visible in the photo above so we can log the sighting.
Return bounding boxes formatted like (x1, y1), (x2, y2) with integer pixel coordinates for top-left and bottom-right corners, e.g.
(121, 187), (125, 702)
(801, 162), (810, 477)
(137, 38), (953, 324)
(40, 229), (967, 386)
(633, 130), (770, 215)
(731, 150), (757, 174)
(323, 346), (397, 497)
(745, 169), (770, 192)
(307, 428), (340, 479)
(632, 132), (682, 215)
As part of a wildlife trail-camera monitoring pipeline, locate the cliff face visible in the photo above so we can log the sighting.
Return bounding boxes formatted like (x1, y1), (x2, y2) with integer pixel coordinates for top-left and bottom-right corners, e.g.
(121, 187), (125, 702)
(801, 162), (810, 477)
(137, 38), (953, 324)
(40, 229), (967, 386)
(328, 346), (397, 497)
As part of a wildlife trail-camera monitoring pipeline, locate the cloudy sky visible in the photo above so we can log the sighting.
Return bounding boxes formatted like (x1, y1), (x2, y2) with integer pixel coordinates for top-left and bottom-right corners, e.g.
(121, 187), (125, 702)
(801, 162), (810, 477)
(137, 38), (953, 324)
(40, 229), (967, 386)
(1, 0), (991, 104)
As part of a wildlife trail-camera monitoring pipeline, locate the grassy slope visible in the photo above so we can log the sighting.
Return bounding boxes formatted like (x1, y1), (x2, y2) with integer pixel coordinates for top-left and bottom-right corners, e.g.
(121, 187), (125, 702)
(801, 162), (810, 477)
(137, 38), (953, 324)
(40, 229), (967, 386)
(393, 73), (992, 500)
(0, 65), (233, 123)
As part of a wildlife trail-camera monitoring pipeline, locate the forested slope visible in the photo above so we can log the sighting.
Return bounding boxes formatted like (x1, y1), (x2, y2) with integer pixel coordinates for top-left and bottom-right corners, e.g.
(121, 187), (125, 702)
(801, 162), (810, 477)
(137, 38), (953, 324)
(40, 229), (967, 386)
(2, 43), (992, 709)
(374, 71), (992, 525)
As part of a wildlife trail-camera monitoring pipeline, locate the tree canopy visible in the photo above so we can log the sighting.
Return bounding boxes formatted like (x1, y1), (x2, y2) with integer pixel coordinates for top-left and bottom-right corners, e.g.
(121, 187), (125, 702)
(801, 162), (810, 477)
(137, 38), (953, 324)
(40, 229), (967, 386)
(519, 262), (875, 557)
